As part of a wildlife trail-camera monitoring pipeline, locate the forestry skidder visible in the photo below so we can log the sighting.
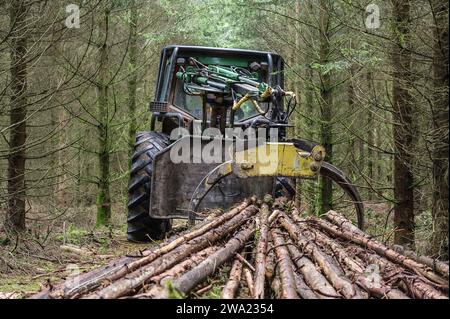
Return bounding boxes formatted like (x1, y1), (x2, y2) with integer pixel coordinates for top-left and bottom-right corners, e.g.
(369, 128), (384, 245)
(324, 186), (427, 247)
(127, 46), (364, 242)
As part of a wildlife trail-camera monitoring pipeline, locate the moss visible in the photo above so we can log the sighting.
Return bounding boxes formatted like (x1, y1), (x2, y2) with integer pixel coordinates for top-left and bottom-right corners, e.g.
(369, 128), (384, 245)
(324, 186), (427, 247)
(165, 280), (185, 299)
(0, 276), (41, 294)
(55, 224), (89, 245)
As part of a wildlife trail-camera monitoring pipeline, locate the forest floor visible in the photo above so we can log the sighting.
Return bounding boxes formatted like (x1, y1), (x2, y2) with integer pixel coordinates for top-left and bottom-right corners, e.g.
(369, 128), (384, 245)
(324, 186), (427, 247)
(0, 225), (152, 299)
(0, 201), (434, 299)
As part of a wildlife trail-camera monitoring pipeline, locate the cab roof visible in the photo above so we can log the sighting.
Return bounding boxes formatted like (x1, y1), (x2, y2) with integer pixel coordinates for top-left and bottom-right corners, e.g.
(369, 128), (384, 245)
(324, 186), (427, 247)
(162, 45), (283, 60)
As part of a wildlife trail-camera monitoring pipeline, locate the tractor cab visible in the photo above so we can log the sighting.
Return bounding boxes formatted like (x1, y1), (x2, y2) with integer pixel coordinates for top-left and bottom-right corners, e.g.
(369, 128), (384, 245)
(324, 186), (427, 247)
(150, 46), (286, 136)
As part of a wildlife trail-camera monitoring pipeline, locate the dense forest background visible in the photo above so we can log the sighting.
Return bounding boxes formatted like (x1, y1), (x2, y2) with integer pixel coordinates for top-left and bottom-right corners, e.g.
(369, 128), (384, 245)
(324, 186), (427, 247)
(0, 0), (448, 267)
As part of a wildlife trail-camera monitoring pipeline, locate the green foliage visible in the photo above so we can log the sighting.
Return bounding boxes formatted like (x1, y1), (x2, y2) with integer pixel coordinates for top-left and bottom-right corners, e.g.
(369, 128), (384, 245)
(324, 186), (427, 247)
(165, 280), (185, 299)
(156, 0), (263, 49)
(311, 60), (351, 75)
(56, 225), (89, 245)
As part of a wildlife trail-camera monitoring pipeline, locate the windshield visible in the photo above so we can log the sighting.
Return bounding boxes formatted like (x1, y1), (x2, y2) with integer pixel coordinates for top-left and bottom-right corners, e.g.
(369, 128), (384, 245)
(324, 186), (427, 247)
(172, 58), (270, 122)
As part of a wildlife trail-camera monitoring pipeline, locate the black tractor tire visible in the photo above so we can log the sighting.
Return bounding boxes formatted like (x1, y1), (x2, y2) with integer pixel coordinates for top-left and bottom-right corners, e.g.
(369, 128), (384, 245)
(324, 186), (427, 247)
(127, 131), (172, 242)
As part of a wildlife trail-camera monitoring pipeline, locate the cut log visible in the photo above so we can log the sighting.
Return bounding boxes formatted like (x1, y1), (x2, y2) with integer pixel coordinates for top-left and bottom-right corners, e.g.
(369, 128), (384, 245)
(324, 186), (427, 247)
(270, 275), (282, 299)
(359, 250), (448, 299)
(323, 210), (366, 236)
(271, 229), (299, 299)
(221, 257), (243, 299)
(279, 213), (363, 299)
(157, 221), (256, 298)
(84, 205), (258, 299)
(243, 267), (255, 297)
(356, 275), (409, 299)
(392, 245), (449, 279)
(151, 246), (219, 285)
(325, 210), (449, 280)
(268, 209), (281, 225)
(134, 246), (219, 298)
(292, 214), (365, 275)
(292, 267), (318, 299)
(286, 238), (339, 299)
(253, 203), (270, 299)
(44, 198), (254, 299)
(308, 217), (449, 287)
(265, 237), (276, 281)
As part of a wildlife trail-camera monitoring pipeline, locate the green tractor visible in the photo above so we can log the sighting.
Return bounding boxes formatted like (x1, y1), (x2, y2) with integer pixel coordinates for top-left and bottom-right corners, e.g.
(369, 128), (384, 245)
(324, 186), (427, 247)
(127, 45), (364, 242)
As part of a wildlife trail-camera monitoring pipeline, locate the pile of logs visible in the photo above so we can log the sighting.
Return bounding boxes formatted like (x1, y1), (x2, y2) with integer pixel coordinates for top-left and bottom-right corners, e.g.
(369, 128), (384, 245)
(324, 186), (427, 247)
(31, 197), (449, 299)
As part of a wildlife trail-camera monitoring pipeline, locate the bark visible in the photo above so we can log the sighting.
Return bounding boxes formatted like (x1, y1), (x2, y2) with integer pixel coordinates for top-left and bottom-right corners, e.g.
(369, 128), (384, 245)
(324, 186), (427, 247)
(286, 238), (339, 298)
(265, 237), (276, 281)
(270, 275), (282, 299)
(356, 276), (409, 299)
(401, 279), (448, 299)
(6, 0), (29, 233)
(133, 246), (219, 298)
(318, 0), (334, 214)
(84, 205), (258, 299)
(161, 221), (256, 297)
(366, 71), (375, 200)
(296, 222), (365, 275)
(268, 209), (281, 225)
(309, 217), (448, 286)
(391, 0), (415, 247)
(360, 250), (447, 299)
(323, 210), (366, 236)
(221, 257), (243, 299)
(280, 213), (362, 298)
(253, 203), (269, 298)
(243, 267), (255, 297)
(393, 245), (449, 278)
(271, 229), (299, 299)
(96, 5), (112, 226)
(429, 0), (449, 260)
(297, 216), (406, 299)
(127, 0), (138, 159)
(347, 50), (358, 180)
(292, 268), (318, 299)
(151, 246), (219, 286)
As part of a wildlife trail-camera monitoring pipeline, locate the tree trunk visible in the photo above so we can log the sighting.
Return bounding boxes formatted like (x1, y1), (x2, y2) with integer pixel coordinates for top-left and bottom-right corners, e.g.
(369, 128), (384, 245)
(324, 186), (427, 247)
(221, 257), (243, 299)
(429, 0), (449, 260)
(96, 6), (112, 226)
(391, 0), (415, 247)
(6, 0), (29, 233)
(128, 0), (138, 160)
(366, 72), (375, 200)
(318, 0), (333, 214)
(57, 107), (68, 206)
